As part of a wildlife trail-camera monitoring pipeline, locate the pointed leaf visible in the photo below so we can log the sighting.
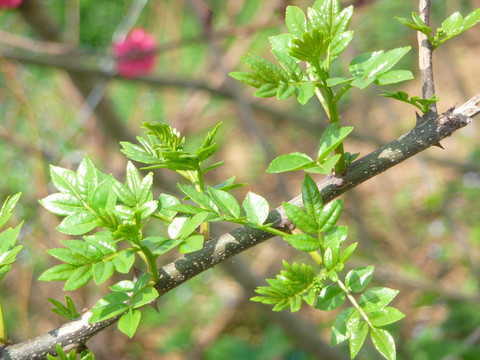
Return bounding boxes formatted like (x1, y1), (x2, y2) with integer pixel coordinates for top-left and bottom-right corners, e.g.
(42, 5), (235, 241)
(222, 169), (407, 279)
(371, 328), (396, 360)
(56, 210), (97, 236)
(345, 265), (374, 293)
(375, 70), (414, 85)
(295, 81), (316, 105)
(316, 283), (345, 310)
(267, 152), (316, 173)
(350, 321), (369, 359)
(93, 261), (115, 285)
(359, 287), (399, 312)
(369, 307), (405, 327)
(39, 264), (77, 281)
(118, 309), (142, 338)
(179, 234), (205, 253)
(285, 6), (307, 38)
(318, 199), (343, 232)
(331, 307), (358, 345)
(242, 192), (269, 225)
(284, 233), (319, 252)
(273, 51), (303, 81)
(317, 123), (354, 163)
(301, 174), (323, 219)
(207, 187), (240, 218)
(112, 250), (135, 274)
(64, 264), (93, 291)
(0, 193), (21, 229)
(283, 202), (317, 233)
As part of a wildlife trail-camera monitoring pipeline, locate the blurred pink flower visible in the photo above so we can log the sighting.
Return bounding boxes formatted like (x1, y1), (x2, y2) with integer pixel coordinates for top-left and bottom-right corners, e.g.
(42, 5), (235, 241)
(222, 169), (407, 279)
(113, 28), (157, 79)
(0, 0), (23, 9)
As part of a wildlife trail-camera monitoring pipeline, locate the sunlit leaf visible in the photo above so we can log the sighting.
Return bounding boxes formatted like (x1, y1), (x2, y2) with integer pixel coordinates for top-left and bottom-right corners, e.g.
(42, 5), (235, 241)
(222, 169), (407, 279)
(371, 328), (396, 360)
(118, 309), (141, 338)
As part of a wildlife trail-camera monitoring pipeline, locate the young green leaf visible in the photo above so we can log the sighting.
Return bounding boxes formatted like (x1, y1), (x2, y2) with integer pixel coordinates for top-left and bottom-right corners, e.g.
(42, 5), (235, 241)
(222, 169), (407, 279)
(179, 234), (205, 253)
(370, 328), (396, 360)
(295, 81), (316, 105)
(283, 202), (317, 234)
(317, 124), (354, 164)
(285, 6), (307, 38)
(301, 174), (323, 220)
(284, 233), (319, 252)
(317, 199), (343, 232)
(118, 309), (142, 338)
(349, 321), (369, 359)
(315, 283), (345, 310)
(267, 152), (316, 173)
(207, 187), (240, 219)
(242, 192), (269, 226)
(340, 242), (357, 264)
(47, 295), (80, 320)
(92, 261), (115, 285)
(358, 287), (399, 312)
(178, 184), (220, 214)
(272, 51), (303, 81)
(345, 265), (374, 293)
(369, 307), (405, 327)
(39, 264), (77, 282)
(112, 250), (135, 274)
(131, 286), (159, 308)
(0, 193), (21, 229)
(331, 307), (359, 345)
(64, 264), (93, 291)
(56, 210), (98, 236)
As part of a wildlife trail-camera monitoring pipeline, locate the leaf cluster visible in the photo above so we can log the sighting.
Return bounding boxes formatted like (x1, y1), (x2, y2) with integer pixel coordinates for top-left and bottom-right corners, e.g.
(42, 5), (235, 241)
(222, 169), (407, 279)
(397, 9), (480, 49)
(380, 90), (439, 114)
(0, 193), (23, 283)
(47, 344), (95, 360)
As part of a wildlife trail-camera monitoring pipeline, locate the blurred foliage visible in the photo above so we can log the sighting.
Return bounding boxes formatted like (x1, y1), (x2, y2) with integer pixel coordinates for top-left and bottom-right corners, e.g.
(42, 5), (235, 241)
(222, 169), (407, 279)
(1, 0), (480, 359)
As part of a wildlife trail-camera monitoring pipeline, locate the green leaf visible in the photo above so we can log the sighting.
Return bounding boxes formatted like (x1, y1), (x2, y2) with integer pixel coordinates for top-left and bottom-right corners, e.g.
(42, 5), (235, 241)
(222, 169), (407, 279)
(375, 70), (414, 85)
(463, 9), (480, 31)
(283, 202), (317, 233)
(331, 307), (359, 345)
(269, 33), (294, 54)
(47, 295), (79, 320)
(306, 154), (341, 175)
(131, 286), (159, 308)
(349, 47), (411, 88)
(317, 123), (354, 163)
(0, 192), (21, 229)
(39, 264), (77, 282)
(179, 234), (205, 253)
(112, 250), (135, 274)
(255, 83), (278, 98)
(178, 184), (220, 214)
(318, 199), (343, 232)
(93, 261), (115, 285)
(172, 212), (208, 240)
(76, 156), (99, 202)
(350, 321), (369, 359)
(84, 231), (116, 255)
(340, 242), (357, 264)
(207, 187), (240, 218)
(90, 302), (129, 323)
(267, 152), (316, 173)
(345, 265), (374, 293)
(285, 6), (307, 38)
(152, 239), (182, 255)
(62, 240), (102, 261)
(284, 233), (319, 252)
(369, 307), (405, 327)
(441, 11), (463, 36)
(242, 192), (269, 226)
(64, 264), (93, 291)
(301, 174), (323, 220)
(118, 309), (141, 338)
(157, 194), (180, 221)
(370, 328), (396, 360)
(40, 193), (84, 217)
(50, 165), (79, 196)
(47, 248), (90, 266)
(229, 71), (264, 88)
(57, 210), (98, 235)
(295, 81), (316, 105)
(359, 287), (399, 312)
(273, 51), (303, 81)
(277, 82), (297, 100)
(316, 283), (345, 310)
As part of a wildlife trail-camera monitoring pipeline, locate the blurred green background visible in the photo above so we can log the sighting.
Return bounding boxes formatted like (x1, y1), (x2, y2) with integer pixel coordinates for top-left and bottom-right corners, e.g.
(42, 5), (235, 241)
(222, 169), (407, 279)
(1, 0), (480, 359)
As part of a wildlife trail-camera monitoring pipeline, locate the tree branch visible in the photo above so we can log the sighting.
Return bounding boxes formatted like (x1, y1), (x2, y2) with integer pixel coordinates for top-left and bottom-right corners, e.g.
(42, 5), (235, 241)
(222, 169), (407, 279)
(2, 94), (479, 360)
(418, 0), (437, 113)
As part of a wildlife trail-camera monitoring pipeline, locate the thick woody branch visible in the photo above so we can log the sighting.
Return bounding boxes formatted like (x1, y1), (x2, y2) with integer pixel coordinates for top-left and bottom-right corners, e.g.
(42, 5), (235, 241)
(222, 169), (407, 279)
(2, 94), (479, 360)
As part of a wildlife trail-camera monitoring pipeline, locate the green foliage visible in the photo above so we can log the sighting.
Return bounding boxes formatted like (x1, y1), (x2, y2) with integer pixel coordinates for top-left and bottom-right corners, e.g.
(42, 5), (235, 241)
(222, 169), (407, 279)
(380, 90), (439, 114)
(47, 344), (95, 360)
(0, 193), (23, 283)
(47, 296), (80, 320)
(397, 9), (480, 49)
